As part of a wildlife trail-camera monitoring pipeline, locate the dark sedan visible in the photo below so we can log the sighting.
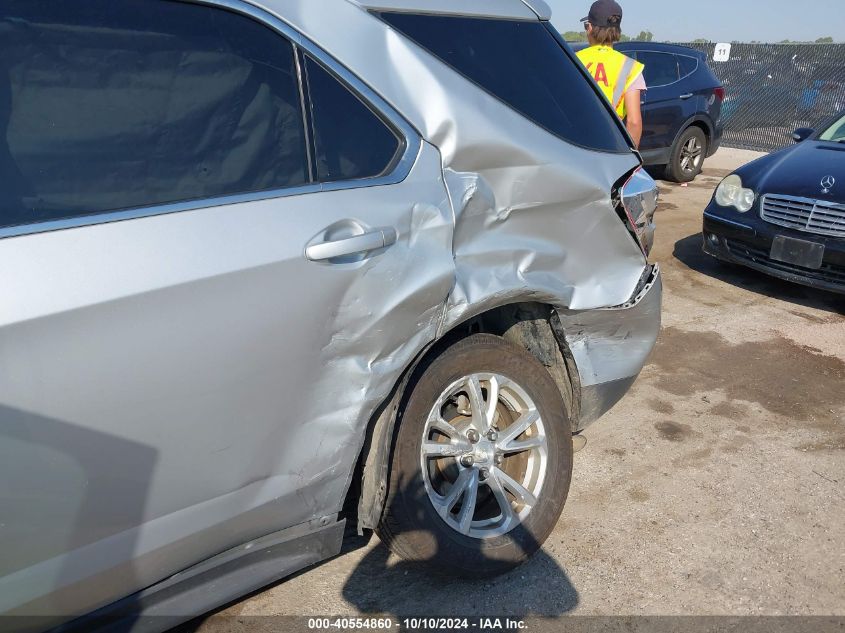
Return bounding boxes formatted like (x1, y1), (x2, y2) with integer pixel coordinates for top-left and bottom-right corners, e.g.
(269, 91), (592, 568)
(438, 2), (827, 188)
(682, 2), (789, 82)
(703, 112), (845, 294)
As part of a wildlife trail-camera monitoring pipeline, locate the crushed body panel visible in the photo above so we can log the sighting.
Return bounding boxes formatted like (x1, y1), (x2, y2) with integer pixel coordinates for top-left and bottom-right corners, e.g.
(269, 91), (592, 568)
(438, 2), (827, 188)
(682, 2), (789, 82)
(0, 0), (662, 623)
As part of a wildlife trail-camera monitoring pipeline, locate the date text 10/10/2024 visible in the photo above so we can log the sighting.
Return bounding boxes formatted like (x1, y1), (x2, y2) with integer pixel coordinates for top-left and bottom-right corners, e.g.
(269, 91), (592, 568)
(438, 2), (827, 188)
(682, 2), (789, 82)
(307, 617), (528, 630)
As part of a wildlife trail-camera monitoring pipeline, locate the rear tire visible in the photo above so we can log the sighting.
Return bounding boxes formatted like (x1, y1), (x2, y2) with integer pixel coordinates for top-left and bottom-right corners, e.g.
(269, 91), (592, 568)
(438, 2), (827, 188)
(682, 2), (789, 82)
(377, 334), (573, 577)
(665, 126), (708, 183)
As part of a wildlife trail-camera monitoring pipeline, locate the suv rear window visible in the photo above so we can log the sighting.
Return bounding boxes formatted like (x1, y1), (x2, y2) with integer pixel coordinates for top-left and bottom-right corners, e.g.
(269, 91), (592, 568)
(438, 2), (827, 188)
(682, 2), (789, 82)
(380, 13), (629, 153)
(678, 55), (699, 79)
(636, 51), (681, 87)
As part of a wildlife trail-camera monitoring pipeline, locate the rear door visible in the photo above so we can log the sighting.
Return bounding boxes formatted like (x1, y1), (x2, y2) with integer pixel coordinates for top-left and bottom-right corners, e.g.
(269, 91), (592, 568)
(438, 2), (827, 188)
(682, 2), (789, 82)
(676, 53), (720, 127)
(635, 50), (684, 152)
(0, 0), (451, 624)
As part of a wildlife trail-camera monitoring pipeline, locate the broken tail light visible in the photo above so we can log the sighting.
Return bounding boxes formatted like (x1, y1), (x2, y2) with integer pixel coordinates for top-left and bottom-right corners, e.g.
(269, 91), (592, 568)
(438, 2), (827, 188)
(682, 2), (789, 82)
(615, 167), (659, 257)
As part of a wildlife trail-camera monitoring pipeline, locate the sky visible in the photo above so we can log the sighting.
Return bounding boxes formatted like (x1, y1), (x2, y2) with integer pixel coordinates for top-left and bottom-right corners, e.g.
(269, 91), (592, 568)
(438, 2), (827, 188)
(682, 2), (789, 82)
(546, 0), (845, 43)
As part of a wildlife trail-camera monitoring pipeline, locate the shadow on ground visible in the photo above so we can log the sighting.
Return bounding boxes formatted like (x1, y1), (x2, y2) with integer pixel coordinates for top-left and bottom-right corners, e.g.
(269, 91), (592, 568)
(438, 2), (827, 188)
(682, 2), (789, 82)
(339, 535), (577, 617)
(673, 233), (845, 314)
(334, 441), (579, 619)
(178, 474), (578, 632)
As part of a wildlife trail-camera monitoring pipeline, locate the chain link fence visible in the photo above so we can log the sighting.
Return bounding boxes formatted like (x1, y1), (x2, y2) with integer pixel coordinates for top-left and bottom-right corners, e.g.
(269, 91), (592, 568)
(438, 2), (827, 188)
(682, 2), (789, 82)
(673, 42), (845, 153)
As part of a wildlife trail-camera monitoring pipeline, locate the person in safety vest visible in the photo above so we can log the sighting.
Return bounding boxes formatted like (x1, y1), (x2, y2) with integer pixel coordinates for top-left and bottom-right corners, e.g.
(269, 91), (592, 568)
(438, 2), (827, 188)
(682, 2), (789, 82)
(576, 0), (646, 148)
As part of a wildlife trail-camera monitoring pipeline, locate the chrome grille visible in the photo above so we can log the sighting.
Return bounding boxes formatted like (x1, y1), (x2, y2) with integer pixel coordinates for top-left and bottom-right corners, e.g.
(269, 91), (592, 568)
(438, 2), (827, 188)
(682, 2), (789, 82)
(761, 194), (845, 238)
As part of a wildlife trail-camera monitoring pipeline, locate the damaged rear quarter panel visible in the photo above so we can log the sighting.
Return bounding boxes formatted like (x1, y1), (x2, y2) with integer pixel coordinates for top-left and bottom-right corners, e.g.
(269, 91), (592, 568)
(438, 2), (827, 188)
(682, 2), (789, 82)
(273, 0), (647, 318)
(267, 0), (651, 493)
(0, 0), (661, 622)
(262, 1), (652, 518)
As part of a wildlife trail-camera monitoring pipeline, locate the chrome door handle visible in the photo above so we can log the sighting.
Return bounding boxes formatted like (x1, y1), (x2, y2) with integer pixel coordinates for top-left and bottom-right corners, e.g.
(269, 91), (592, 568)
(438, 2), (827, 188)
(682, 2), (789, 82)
(680, 93), (694, 100)
(305, 227), (397, 261)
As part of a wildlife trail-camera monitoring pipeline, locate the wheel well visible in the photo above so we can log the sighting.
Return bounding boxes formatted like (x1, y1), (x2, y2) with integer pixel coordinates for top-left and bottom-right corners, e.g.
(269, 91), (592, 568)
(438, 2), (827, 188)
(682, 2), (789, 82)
(346, 302), (581, 533)
(687, 119), (711, 143)
(454, 302), (580, 422)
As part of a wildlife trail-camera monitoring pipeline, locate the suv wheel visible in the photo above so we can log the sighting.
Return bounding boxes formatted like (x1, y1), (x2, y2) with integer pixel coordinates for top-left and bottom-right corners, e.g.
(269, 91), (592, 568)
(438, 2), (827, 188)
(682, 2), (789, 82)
(665, 126), (708, 183)
(377, 334), (573, 577)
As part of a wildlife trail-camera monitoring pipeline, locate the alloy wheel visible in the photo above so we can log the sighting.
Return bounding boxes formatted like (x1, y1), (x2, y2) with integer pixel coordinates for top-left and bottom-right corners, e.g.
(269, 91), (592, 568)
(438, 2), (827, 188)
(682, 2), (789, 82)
(419, 373), (548, 539)
(680, 136), (704, 174)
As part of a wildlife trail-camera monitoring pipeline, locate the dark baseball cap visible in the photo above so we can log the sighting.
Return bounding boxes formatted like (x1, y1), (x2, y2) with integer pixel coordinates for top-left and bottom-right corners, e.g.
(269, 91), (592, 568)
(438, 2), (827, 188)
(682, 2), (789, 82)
(581, 0), (623, 27)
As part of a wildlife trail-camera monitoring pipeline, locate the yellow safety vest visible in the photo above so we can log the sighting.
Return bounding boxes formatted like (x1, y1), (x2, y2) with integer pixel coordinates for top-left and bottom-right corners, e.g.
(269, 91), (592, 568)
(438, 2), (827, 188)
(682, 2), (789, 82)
(576, 45), (644, 120)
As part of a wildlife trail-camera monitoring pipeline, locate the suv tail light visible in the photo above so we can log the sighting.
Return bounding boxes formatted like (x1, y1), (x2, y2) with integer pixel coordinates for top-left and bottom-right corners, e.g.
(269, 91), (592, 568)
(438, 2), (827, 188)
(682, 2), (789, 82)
(714, 86), (726, 101)
(616, 167), (659, 256)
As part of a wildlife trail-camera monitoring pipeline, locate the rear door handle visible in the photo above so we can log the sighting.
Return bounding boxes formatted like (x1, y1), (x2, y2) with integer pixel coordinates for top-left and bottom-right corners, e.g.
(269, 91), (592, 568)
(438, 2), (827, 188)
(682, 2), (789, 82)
(305, 227), (397, 261)
(680, 93), (694, 100)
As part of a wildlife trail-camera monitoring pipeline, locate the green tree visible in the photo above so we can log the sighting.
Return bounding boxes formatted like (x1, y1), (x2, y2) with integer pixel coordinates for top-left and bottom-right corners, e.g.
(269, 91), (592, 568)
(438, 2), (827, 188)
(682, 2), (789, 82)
(692, 38), (709, 43)
(815, 36), (834, 44)
(561, 30), (587, 42)
(560, 28), (655, 44)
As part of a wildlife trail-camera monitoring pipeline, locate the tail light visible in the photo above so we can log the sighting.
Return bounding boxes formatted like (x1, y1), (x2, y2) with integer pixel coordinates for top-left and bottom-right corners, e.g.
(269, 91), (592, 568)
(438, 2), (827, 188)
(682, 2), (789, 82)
(616, 167), (659, 256)
(714, 86), (726, 101)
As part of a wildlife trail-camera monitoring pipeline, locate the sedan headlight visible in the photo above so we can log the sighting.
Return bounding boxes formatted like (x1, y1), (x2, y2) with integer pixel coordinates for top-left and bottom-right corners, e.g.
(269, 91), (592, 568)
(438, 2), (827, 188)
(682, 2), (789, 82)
(715, 174), (756, 212)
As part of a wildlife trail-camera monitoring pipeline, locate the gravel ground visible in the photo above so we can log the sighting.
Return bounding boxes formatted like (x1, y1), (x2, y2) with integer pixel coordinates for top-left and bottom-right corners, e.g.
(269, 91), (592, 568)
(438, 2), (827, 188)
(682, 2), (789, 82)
(189, 148), (845, 628)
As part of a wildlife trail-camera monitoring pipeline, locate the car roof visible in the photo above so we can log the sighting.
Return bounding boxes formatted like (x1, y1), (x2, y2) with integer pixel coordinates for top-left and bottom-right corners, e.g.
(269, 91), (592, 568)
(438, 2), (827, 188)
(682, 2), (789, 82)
(346, 0), (550, 20)
(569, 41), (705, 59)
(615, 42), (706, 58)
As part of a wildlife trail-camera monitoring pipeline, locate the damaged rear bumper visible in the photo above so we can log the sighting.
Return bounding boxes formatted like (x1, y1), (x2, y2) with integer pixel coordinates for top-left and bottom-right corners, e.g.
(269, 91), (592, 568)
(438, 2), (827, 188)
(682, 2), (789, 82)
(555, 264), (662, 430)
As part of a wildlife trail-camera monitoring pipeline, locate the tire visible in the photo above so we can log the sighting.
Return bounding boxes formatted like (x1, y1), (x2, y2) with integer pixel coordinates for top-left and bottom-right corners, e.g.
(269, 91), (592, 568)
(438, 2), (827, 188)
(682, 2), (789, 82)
(664, 126), (708, 183)
(376, 334), (573, 577)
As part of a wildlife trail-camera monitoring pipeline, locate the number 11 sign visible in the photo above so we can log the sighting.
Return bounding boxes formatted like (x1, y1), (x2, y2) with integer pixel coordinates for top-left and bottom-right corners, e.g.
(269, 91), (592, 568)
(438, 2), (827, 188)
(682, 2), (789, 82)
(713, 43), (732, 62)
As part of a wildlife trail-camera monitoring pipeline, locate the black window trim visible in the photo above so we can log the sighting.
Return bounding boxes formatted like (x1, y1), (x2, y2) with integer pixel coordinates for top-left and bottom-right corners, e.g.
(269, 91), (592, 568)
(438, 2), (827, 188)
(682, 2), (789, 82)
(0, 0), (421, 240)
(676, 53), (700, 80)
(292, 47), (316, 184)
(633, 50), (698, 88)
(299, 49), (407, 185)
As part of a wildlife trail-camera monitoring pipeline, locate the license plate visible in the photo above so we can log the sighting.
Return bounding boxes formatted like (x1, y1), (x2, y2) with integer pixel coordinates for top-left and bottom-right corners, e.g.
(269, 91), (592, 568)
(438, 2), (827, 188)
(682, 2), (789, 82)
(770, 236), (825, 270)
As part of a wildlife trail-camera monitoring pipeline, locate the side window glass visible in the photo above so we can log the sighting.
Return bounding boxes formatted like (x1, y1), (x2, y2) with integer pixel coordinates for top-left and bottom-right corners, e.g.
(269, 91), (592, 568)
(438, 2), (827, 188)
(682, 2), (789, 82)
(0, 0), (309, 230)
(677, 55), (699, 79)
(638, 52), (680, 87)
(304, 56), (401, 182)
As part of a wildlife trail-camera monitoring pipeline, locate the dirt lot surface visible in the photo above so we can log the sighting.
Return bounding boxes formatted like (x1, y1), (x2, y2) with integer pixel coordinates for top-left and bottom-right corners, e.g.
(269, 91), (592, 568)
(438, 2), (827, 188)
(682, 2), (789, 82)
(193, 149), (845, 627)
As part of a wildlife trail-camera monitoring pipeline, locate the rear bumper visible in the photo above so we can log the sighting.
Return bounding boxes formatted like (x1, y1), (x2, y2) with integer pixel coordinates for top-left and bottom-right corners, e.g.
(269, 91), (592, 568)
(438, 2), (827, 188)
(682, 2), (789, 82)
(708, 121), (723, 156)
(703, 211), (845, 295)
(555, 264), (662, 430)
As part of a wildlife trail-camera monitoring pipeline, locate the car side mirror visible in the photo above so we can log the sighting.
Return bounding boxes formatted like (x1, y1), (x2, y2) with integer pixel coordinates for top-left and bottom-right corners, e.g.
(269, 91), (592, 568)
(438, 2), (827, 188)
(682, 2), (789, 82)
(792, 127), (814, 143)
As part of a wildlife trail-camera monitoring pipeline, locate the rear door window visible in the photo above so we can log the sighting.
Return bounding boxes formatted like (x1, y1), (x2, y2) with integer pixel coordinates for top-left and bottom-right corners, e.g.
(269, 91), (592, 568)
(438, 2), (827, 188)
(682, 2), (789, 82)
(677, 55), (699, 79)
(380, 12), (629, 153)
(637, 51), (681, 87)
(0, 0), (308, 230)
(303, 56), (402, 182)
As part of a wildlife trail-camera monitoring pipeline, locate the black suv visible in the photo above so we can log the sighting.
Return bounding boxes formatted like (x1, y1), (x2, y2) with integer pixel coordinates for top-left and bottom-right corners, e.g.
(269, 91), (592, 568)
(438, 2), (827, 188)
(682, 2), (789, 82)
(573, 42), (725, 182)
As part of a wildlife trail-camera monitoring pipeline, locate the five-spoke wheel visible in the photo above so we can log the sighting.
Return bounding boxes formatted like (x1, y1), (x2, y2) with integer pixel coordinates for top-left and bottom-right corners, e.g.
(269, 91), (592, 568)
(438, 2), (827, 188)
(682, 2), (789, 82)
(665, 126), (708, 183)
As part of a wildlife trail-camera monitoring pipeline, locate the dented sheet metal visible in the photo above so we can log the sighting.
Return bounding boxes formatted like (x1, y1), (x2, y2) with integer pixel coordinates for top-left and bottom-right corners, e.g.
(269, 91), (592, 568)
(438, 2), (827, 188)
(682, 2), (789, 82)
(264, 0), (655, 479)
(272, 0), (648, 314)
(0, 0), (662, 620)
(557, 265), (663, 428)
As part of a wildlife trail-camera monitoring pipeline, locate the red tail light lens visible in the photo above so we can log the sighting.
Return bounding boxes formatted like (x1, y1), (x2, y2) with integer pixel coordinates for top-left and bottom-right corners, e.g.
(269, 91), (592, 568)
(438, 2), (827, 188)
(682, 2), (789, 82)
(714, 87), (726, 101)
